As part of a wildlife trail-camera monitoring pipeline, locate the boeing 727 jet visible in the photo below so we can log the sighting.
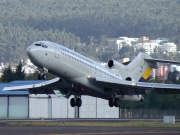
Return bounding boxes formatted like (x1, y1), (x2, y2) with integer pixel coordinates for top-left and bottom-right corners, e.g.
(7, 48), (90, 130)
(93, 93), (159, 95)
(3, 41), (180, 107)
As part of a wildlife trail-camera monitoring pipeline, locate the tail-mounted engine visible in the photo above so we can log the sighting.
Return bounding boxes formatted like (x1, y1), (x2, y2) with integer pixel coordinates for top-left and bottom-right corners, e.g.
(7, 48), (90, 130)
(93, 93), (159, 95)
(108, 59), (124, 69)
(108, 59), (133, 81)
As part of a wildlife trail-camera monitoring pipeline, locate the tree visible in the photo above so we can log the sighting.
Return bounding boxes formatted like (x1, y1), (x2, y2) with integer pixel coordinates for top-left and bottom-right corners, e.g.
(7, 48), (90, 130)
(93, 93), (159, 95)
(166, 70), (179, 84)
(14, 61), (25, 80)
(1, 64), (15, 82)
(119, 45), (134, 59)
(1, 61), (26, 82)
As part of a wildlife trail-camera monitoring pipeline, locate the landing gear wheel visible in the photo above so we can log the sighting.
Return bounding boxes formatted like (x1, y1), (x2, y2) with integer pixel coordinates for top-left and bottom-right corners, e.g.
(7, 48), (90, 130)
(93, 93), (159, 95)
(70, 98), (76, 107)
(76, 98), (82, 107)
(114, 98), (120, 107)
(42, 74), (47, 80)
(38, 73), (47, 80)
(38, 74), (43, 80)
(108, 98), (114, 107)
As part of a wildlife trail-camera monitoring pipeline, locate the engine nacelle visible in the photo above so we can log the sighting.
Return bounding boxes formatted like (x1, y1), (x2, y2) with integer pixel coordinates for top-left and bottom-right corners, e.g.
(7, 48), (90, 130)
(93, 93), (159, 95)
(108, 59), (133, 81)
(108, 59), (119, 68)
(119, 95), (144, 102)
(108, 59), (125, 70)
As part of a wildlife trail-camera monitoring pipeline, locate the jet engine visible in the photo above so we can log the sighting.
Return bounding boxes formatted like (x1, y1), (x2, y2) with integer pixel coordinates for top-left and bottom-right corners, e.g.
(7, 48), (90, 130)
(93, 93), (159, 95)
(119, 95), (144, 102)
(108, 59), (133, 81)
(108, 59), (124, 70)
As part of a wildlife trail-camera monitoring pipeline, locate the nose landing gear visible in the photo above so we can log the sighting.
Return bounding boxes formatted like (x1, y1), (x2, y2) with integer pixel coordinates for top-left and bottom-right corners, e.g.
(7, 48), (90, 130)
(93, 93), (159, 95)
(38, 73), (47, 80)
(37, 67), (48, 80)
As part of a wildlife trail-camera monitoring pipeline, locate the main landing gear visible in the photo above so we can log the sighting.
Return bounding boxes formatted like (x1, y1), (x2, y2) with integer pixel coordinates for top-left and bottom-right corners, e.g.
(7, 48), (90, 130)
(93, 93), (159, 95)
(108, 98), (120, 107)
(70, 96), (82, 107)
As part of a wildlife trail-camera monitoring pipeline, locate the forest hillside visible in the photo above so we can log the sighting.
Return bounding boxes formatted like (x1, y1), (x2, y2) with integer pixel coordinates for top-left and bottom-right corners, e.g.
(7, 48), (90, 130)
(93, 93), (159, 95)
(0, 0), (179, 62)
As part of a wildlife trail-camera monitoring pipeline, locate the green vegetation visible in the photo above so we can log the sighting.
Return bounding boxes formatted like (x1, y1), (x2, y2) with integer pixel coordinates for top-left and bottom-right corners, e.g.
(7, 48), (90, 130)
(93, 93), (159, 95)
(1, 61), (25, 82)
(1, 62), (55, 81)
(0, 0), (180, 62)
(120, 91), (180, 110)
(6, 121), (180, 128)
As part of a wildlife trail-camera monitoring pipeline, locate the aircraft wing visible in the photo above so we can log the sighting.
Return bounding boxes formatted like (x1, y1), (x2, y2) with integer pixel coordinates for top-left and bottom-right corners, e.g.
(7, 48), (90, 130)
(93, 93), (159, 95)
(93, 77), (180, 95)
(2, 77), (72, 96)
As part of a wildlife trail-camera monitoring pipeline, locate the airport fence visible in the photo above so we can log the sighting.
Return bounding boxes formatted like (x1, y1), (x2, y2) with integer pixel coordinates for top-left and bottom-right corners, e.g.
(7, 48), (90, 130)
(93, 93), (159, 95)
(119, 109), (180, 119)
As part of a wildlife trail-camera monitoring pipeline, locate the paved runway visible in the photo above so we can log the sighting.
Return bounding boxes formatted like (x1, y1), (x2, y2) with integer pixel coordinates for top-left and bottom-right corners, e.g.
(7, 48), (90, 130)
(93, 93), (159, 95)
(1, 118), (180, 122)
(0, 126), (180, 135)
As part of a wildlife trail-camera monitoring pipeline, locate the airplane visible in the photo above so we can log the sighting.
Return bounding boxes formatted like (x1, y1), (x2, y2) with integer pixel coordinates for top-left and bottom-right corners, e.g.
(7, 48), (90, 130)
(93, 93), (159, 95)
(3, 41), (180, 108)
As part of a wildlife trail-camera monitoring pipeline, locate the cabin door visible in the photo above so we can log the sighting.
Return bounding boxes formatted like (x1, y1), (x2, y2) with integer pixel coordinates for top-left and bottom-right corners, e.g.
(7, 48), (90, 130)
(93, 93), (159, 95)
(53, 44), (59, 59)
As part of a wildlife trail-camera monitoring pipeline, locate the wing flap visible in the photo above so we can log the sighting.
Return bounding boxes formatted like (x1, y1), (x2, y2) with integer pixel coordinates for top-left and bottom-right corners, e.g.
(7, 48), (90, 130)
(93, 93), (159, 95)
(3, 77), (61, 91)
(95, 77), (136, 86)
(94, 77), (180, 94)
(3, 77), (72, 95)
(3, 84), (34, 91)
(93, 77), (140, 95)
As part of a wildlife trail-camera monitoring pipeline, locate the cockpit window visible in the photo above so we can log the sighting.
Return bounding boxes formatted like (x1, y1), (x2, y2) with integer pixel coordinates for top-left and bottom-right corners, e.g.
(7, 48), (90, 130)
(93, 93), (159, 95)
(35, 43), (48, 48)
(35, 44), (41, 46)
(42, 45), (48, 48)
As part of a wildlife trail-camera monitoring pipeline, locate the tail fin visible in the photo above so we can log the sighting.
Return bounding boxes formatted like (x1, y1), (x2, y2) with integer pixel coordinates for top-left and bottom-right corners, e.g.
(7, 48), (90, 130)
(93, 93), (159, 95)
(127, 53), (180, 82)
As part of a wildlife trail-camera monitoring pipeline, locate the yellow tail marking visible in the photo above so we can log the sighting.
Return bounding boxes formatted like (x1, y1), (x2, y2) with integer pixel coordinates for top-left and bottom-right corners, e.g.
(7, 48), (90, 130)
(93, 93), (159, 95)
(142, 66), (152, 80)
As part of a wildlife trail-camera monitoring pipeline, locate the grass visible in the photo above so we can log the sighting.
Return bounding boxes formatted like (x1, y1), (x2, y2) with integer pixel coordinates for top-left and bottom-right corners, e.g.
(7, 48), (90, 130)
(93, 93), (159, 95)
(4, 121), (180, 128)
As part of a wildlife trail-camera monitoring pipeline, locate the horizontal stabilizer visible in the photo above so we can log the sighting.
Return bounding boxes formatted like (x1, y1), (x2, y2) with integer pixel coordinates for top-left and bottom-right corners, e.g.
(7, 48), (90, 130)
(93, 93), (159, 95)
(145, 58), (180, 64)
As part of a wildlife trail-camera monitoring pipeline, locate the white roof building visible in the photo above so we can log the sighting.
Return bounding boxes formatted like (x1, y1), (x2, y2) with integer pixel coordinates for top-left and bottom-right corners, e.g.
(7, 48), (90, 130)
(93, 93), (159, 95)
(108, 37), (139, 50)
(135, 43), (158, 55)
(158, 43), (177, 52)
(155, 38), (169, 44)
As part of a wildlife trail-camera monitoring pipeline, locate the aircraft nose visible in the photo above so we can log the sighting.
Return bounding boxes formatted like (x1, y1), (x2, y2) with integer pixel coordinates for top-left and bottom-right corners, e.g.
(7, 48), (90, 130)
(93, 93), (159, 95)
(26, 46), (33, 56)
(26, 46), (36, 59)
(26, 45), (40, 66)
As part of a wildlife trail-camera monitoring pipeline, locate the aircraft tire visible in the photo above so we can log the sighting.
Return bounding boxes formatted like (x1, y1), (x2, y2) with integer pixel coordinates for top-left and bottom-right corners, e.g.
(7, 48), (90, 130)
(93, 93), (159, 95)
(76, 98), (82, 107)
(38, 74), (42, 80)
(108, 98), (114, 107)
(70, 98), (76, 107)
(114, 98), (120, 107)
(42, 74), (47, 80)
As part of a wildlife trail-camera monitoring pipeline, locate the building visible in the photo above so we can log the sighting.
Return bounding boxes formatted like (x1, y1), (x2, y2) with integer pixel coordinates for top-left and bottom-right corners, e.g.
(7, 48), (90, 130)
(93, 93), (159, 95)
(0, 82), (29, 118)
(158, 43), (177, 53)
(138, 36), (149, 43)
(135, 43), (158, 55)
(155, 38), (169, 44)
(120, 58), (130, 63)
(0, 81), (119, 118)
(108, 37), (139, 50)
(155, 66), (168, 81)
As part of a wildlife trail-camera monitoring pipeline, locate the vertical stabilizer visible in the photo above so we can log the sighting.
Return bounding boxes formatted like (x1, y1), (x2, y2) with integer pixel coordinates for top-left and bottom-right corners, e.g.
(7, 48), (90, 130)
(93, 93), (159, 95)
(127, 53), (157, 82)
